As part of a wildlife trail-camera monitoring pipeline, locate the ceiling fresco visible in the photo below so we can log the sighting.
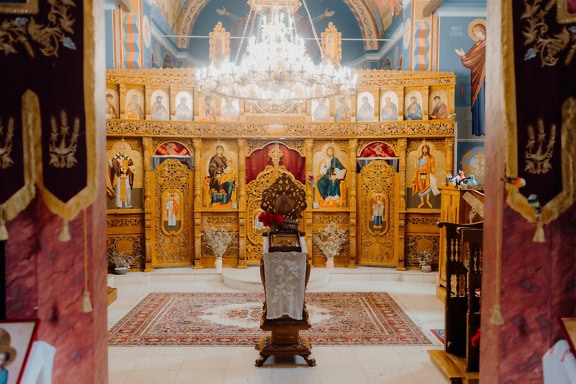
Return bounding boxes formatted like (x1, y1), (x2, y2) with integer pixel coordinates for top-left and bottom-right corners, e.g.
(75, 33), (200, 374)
(151, 0), (407, 65)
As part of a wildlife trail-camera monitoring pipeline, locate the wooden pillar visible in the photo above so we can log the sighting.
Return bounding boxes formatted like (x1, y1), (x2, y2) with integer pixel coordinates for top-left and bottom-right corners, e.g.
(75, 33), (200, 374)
(142, 137), (153, 271)
(304, 139), (314, 264)
(347, 138), (358, 267)
(396, 138), (407, 270)
(193, 138), (204, 269)
(237, 139), (247, 268)
(445, 137), (454, 176)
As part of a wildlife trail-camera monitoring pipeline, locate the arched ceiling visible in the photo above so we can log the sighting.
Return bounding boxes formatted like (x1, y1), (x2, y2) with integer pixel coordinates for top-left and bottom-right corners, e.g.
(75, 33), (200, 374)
(155, 0), (406, 65)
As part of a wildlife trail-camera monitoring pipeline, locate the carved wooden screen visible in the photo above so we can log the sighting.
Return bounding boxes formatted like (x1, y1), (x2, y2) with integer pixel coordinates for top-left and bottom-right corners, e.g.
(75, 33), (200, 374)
(150, 159), (194, 267)
(245, 167), (305, 265)
(357, 160), (399, 266)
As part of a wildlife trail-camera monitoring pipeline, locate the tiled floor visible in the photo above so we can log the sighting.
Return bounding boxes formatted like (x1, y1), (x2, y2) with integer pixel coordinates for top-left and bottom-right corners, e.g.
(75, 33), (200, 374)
(108, 267), (447, 384)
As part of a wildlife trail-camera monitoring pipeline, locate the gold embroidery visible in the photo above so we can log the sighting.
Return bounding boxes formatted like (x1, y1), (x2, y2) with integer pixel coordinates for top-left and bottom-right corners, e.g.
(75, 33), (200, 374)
(49, 110), (80, 168)
(521, 0), (575, 66)
(524, 118), (556, 174)
(0, 0), (77, 57)
(0, 117), (15, 169)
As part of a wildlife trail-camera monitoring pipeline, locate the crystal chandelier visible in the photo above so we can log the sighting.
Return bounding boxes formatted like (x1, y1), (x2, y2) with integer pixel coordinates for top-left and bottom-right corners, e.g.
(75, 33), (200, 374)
(196, 0), (357, 105)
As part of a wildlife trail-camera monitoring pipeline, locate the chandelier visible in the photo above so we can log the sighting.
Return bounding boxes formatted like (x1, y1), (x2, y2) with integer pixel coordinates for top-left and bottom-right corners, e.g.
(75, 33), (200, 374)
(196, 0), (357, 105)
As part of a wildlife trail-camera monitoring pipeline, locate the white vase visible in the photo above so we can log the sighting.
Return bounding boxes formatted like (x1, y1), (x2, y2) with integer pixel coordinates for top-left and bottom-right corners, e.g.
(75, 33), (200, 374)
(214, 257), (223, 272)
(326, 258), (335, 270)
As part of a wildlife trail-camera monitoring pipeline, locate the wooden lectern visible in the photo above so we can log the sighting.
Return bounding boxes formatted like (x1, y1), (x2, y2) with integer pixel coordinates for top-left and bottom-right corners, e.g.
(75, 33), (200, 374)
(255, 251), (315, 367)
(255, 173), (315, 367)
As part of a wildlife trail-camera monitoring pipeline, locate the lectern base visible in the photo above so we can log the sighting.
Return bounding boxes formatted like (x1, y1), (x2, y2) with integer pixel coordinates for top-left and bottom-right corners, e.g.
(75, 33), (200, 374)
(255, 332), (316, 367)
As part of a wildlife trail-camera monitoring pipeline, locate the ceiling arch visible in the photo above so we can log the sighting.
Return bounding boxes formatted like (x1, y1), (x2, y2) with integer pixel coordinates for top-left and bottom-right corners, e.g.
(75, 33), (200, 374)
(167, 0), (402, 64)
(342, 0), (380, 50)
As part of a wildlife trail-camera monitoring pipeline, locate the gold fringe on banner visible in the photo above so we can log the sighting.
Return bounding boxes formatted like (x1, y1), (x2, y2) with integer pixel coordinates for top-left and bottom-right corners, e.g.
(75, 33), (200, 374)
(33, 3), (100, 242)
(0, 91), (38, 241)
(35, 117), (98, 242)
(505, 94), (576, 243)
(0, 209), (8, 241)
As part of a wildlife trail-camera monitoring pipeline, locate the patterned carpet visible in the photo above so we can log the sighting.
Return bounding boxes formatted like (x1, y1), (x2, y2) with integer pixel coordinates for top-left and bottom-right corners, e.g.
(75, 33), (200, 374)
(108, 292), (432, 346)
(431, 328), (445, 344)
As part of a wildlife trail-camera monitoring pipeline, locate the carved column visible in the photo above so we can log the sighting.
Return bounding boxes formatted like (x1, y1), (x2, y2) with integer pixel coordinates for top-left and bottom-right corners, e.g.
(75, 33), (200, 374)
(237, 139), (247, 268)
(118, 84), (127, 118)
(192, 138), (204, 269)
(347, 138), (358, 268)
(445, 137), (455, 176)
(304, 139), (314, 264)
(142, 137), (153, 271)
(396, 138), (407, 270)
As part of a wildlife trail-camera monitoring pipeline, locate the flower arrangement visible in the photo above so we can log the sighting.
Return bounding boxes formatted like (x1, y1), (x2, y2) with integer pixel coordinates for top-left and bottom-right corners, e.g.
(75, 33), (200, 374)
(109, 251), (132, 269)
(417, 251), (432, 272)
(471, 327), (481, 348)
(202, 221), (235, 259)
(257, 211), (285, 228)
(313, 222), (348, 259)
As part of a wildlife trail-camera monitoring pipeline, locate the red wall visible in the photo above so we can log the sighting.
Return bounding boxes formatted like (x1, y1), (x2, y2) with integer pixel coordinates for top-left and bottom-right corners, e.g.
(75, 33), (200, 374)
(6, 196), (108, 383)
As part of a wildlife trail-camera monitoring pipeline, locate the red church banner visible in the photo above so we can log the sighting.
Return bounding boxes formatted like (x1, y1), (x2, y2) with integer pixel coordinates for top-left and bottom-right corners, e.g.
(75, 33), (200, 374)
(506, 0), (576, 241)
(0, 91), (36, 240)
(0, 1), (98, 240)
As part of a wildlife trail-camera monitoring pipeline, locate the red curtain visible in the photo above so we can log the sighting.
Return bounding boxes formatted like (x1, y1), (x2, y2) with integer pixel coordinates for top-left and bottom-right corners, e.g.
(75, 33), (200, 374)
(359, 142), (396, 157)
(245, 143), (305, 183)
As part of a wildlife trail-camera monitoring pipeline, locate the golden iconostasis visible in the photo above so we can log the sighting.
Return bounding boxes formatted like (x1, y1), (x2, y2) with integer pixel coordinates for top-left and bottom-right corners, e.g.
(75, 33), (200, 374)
(106, 68), (456, 271)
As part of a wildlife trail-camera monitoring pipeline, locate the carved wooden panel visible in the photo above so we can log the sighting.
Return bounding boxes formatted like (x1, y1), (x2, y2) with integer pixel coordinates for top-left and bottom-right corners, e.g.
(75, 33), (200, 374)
(404, 213), (440, 268)
(245, 166), (305, 265)
(106, 213), (145, 270)
(357, 160), (399, 266)
(151, 159), (194, 266)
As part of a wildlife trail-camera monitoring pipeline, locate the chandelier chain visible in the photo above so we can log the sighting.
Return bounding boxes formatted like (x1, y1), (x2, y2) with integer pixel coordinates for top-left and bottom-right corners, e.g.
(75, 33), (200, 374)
(235, 8), (255, 64)
(301, 0), (323, 63)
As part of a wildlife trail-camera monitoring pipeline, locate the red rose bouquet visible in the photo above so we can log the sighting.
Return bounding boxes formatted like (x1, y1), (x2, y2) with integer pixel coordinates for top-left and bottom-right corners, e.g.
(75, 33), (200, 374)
(471, 327), (481, 348)
(258, 212), (285, 228)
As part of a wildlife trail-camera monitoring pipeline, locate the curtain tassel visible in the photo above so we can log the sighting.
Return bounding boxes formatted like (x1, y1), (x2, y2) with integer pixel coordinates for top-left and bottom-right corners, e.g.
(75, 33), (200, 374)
(533, 217), (545, 243)
(490, 304), (504, 325)
(81, 210), (93, 313)
(81, 290), (93, 313)
(59, 219), (71, 242)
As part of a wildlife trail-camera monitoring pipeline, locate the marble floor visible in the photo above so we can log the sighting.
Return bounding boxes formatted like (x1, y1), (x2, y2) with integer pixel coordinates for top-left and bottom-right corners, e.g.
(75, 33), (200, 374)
(108, 267), (447, 384)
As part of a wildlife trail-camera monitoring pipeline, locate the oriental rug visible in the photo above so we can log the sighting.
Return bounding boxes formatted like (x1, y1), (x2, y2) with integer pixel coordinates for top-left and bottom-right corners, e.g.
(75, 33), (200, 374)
(108, 292), (432, 346)
(431, 328), (445, 344)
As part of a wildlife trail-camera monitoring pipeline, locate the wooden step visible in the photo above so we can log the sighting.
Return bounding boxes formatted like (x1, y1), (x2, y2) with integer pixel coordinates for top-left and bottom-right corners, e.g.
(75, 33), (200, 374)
(428, 349), (479, 384)
(107, 286), (118, 305)
(436, 285), (446, 303)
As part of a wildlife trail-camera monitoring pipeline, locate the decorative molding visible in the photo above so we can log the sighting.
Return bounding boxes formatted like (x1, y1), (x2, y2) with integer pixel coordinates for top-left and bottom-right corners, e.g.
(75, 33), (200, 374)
(107, 119), (455, 139)
(106, 68), (455, 88)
